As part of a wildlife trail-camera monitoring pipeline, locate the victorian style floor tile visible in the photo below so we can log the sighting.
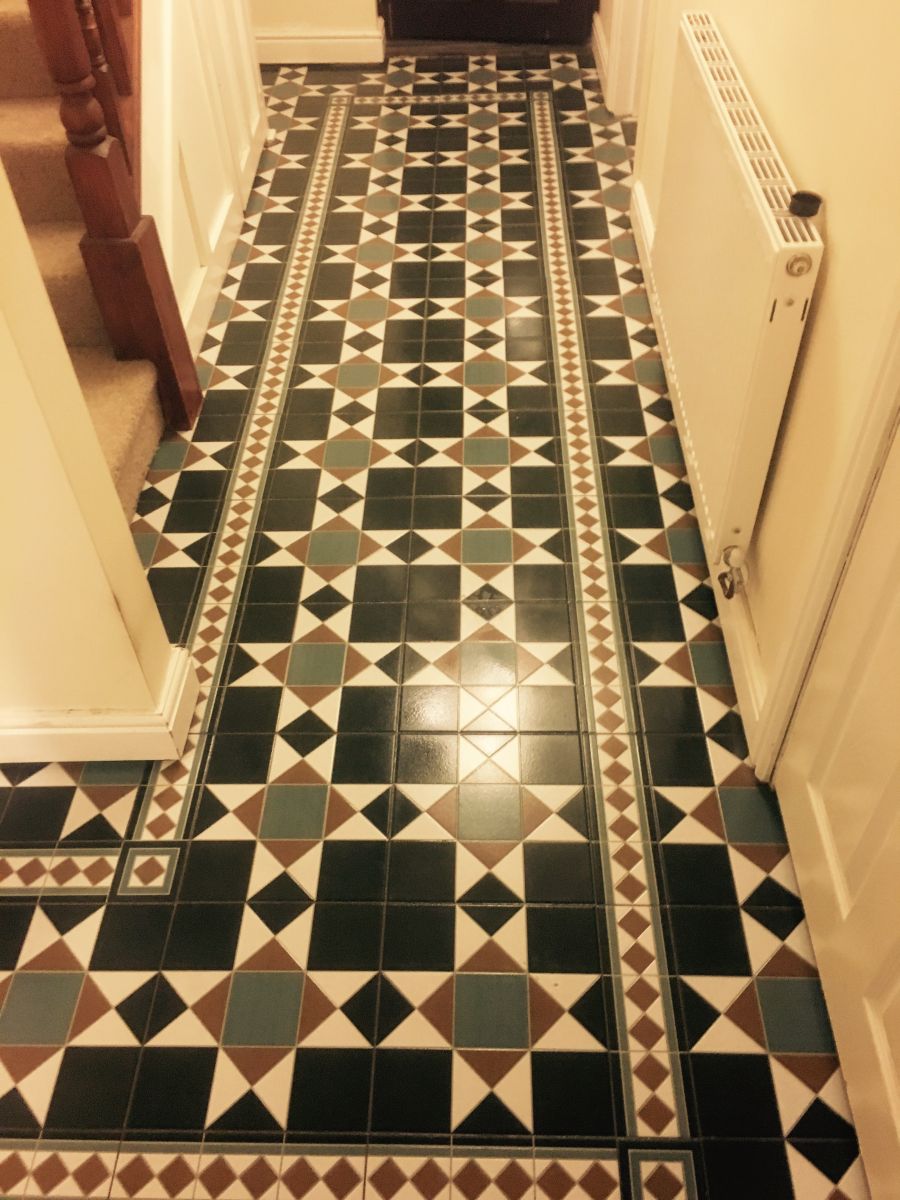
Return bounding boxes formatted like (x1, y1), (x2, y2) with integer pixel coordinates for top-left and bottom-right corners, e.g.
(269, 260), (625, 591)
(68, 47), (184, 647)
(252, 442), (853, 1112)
(0, 52), (870, 1200)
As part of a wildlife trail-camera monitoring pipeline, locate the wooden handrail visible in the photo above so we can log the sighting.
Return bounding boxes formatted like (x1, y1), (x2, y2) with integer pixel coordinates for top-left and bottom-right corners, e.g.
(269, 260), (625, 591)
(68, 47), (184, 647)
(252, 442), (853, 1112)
(26, 0), (201, 430)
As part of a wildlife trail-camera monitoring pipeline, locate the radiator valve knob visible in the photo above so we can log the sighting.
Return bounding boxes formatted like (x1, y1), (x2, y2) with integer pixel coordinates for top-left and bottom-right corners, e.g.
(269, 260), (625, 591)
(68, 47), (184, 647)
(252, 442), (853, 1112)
(789, 190), (823, 217)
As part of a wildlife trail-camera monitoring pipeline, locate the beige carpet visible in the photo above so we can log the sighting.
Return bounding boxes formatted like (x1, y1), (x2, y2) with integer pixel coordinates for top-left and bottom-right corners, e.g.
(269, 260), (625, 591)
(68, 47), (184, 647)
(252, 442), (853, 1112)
(0, 0), (164, 516)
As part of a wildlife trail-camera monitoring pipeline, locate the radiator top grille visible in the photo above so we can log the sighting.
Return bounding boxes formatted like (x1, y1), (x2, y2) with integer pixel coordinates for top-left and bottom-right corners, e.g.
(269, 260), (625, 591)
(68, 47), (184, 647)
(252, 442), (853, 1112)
(683, 11), (822, 247)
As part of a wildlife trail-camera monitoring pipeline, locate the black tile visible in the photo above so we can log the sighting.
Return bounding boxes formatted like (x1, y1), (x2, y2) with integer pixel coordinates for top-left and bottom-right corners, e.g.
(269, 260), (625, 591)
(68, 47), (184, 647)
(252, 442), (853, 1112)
(514, 564), (568, 600)
(289, 1049), (373, 1133)
(354, 565), (409, 602)
(387, 841), (455, 902)
(405, 602), (461, 641)
(164, 903), (243, 969)
(519, 735), (583, 785)
(625, 602), (685, 641)
(216, 687), (282, 733)
(127, 1047), (217, 1131)
(524, 843), (595, 903)
(244, 566), (303, 603)
(701, 1141), (793, 1200)
(517, 686), (578, 732)
(0, 788), (72, 844)
(382, 904), (454, 970)
(91, 903), (173, 970)
(179, 841), (254, 901)
(338, 687), (398, 733)
(609, 493), (663, 528)
(644, 734), (713, 786)
(660, 845), (739, 907)
(620, 564), (679, 605)
(639, 686), (704, 735)
(396, 734), (457, 784)
(691, 1054), (782, 1137)
(408, 565), (461, 601)
(515, 603), (572, 641)
(235, 603), (297, 642)
(348, 603), (404, 641)
(371, 1050), (451, 1133)
(400, 686), (458, 731)
(526, 906), (606, 972)
(667, 906), (751, 975)
(364, 495), (414, 528)
(45, 1048), (140, 1133)
(333, 734), (396, 783)
(308, 903), (383, 969)
(318, 842), (388, 901)
(531, 1052), (618, 1136)
(0, 901), (35, 968)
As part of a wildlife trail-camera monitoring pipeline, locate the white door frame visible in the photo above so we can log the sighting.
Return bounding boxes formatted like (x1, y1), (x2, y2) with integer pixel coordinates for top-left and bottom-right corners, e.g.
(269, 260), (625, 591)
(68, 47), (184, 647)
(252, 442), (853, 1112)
(592, 0), (647, 115)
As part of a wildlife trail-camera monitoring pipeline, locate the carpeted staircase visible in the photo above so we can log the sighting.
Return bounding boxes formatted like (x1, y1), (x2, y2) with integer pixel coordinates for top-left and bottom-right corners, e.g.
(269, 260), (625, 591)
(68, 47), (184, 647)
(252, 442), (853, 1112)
(0, 0), (164, 515)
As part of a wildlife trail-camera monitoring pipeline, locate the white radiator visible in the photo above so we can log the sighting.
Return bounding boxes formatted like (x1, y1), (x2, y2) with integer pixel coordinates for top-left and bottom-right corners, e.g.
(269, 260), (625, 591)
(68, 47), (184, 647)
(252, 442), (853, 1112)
(639, 12), (823, 573)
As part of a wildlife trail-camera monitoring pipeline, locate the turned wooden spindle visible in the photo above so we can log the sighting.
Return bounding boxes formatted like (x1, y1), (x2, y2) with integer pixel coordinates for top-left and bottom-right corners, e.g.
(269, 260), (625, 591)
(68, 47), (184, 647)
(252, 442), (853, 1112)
(25, 0), (202, 429)
(73, 0), (127, 153)
(92, 0), (133, 97)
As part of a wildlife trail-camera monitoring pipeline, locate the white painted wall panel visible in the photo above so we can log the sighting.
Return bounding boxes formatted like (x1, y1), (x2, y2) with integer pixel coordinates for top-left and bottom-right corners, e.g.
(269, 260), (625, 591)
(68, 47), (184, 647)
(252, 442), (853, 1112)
(142, 0), (267, 352)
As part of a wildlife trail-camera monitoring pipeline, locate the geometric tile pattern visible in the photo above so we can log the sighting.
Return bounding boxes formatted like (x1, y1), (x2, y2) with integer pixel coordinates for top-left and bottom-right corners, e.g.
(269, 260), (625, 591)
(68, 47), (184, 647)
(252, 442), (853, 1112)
(0, 52), (870, 1200)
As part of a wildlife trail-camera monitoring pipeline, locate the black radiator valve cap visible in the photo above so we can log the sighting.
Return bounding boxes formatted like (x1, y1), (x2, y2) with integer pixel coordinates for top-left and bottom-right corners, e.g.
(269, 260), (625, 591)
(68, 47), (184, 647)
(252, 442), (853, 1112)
(789, 190), (823, 218)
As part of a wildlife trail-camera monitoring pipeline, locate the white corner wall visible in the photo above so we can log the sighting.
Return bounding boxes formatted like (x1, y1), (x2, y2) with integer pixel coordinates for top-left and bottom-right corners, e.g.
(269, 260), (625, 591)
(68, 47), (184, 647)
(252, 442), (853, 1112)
(250, 0), (385, 64)
(142, 0), (268, 354)
(633, 0), (900, 749)
(0, 162), (198, 762)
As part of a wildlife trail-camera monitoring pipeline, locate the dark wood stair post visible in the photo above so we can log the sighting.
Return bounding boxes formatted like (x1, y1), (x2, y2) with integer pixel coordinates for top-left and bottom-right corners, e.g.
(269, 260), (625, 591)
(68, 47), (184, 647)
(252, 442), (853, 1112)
(26, 0), (202, 430)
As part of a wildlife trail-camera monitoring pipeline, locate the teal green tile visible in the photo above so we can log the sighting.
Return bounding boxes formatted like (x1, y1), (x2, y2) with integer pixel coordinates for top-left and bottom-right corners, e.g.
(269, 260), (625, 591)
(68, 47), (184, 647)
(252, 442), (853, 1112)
(223, 972), (304, 1046)
(719, 788), (787, 844)
(261, 785), (328, 838)
(466, 294), (505, 319)
(458, 785), (522, 841)
(690, 641), (732, 685)
(323, 440), (371, 469)
(132, 532), (159, 568)
(464, 439), (509, 467)
(150, 439), (189, 471)
(308, 531), (360, 566)
(81, 761), (147, 786)
(336, 362), (382, 389)
(650, 435), (686, 467)
(454, 974), (528, 1048)
(459, 643), (518, 686)
(757, 979), (836, 1053)
(0, 973), (83, 1045)
(462, 530), (513, 564)
(347, 297), (391, 323)
(667, 527), (705, 564)
(633, 357), (667, 389)
(464, 361), (507, 388)
(287, 642), (346, 685)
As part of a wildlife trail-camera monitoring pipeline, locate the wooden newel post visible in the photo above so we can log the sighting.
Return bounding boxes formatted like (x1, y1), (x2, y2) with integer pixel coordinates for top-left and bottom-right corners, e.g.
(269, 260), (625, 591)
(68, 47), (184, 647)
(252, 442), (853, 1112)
(25, 0), (202, 431)
(73, 0), (127, 155)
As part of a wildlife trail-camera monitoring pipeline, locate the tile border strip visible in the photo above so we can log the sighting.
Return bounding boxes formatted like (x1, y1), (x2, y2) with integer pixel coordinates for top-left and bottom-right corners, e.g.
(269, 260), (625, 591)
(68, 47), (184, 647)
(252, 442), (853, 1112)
(529, 89), (686, 1140)
(132, 94), (353, 847)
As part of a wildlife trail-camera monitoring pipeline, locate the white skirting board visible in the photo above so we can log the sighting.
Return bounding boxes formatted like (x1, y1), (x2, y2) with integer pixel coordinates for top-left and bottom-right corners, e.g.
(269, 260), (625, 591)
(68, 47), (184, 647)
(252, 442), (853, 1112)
(0, 648), (199, 763)
(256, 18), (385, 64)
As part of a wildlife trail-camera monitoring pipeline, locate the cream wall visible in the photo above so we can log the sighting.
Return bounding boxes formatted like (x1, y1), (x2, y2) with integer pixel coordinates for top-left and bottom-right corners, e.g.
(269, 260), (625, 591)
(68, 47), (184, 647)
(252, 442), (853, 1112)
(634, 0), (900, 701)
(250, 0), (384, 63)
(0, 162), (197, 760)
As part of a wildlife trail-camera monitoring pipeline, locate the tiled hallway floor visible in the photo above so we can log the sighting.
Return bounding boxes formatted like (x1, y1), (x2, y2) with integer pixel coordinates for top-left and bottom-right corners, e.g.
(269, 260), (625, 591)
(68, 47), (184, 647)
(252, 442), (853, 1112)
(0, 54), (868, 1200)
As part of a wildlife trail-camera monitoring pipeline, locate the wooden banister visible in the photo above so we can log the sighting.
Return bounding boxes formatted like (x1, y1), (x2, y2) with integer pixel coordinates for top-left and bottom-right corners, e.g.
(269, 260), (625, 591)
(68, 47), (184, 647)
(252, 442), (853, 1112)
(26, 0), (201, 430)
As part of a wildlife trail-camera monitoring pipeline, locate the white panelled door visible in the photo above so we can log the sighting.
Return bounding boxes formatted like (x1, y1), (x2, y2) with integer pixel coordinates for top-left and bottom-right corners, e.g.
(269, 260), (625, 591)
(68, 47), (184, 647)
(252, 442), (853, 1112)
(774, 418), (900, 1199)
